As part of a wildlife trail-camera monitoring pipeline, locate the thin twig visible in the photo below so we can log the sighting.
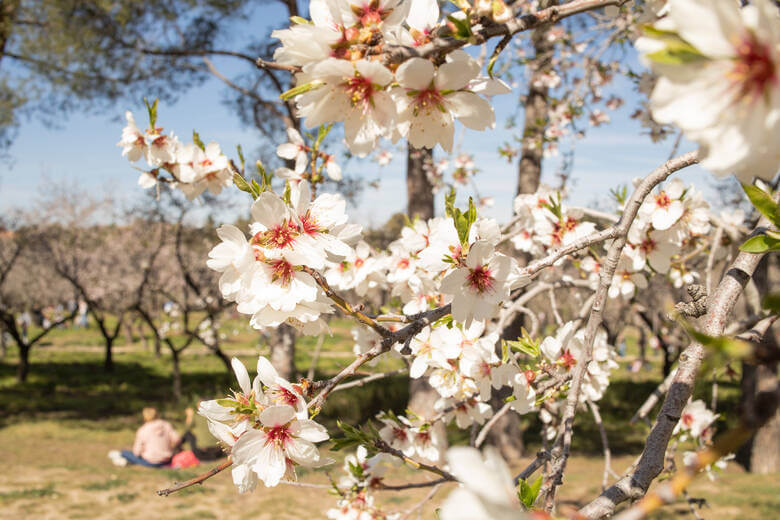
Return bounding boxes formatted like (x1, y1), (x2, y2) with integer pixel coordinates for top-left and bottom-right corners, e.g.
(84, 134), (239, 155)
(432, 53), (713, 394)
(587, 399), (613, 491)
(157, 459), (233, 496)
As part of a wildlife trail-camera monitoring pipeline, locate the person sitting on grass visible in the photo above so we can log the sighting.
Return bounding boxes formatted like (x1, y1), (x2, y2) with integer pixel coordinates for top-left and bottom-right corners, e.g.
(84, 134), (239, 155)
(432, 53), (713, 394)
(109, 407), (192, 467)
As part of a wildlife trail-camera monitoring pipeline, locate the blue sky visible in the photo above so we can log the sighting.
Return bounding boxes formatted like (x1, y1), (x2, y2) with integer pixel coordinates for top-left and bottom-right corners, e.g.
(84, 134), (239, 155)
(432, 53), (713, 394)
(0, 3), (729, 228)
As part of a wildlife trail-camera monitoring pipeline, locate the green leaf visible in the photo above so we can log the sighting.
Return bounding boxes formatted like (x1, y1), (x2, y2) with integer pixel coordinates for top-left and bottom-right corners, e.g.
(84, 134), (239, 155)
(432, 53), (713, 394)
(144, 97), (159, 129)
(281, 81), (323, 101)
(290, 16), (312, 25)
(506, 328), (541, 357)
(315, 124), (332, 149)
(215, 398), (239, 408)
(192, 130), (205, 151)
(251, 179), (263, 195)
(446, 14), (472, 40)
(641, 25), (706, 65)
(517, 475), (542, 509)
(233, 173), (259, 200)
(742, 183), (780, 227)
(739, 234), (780, 253)
(444, 187), (457, 218)
(683, 323), (752, 360)
(236, 144), (245, 172)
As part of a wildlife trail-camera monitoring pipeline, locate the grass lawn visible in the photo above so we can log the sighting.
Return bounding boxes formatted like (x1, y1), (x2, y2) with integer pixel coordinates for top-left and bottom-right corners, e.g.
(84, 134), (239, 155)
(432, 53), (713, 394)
(0, 317), (775, 518)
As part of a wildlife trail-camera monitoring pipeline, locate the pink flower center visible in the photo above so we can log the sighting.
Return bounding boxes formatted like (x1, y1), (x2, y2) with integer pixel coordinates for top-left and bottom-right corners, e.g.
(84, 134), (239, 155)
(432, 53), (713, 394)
(253, 219), (300, 249)
(273, 386), (301, 407)
(559, 350), (577, 369)
(655, 192), (671, 209)
(640, 238), (657, 254)
(416, 430), (431, 445)
(397, 258), (410, 269)
(344, 75), (375, 109)
(682, 413), (693, 427)
(466, 264), (495, 293)
(300, 211), (322, 237)
(265, 424), (292, 447)
(269, 259), (294, 287)
(730, 31), (777, 104)
(413, 88), (444, 112)
(352, 0), (393, 27)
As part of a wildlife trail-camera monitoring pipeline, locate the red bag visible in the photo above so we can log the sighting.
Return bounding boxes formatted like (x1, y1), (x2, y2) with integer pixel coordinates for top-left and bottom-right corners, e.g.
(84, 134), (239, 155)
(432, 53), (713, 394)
(170, 450), (200, 469)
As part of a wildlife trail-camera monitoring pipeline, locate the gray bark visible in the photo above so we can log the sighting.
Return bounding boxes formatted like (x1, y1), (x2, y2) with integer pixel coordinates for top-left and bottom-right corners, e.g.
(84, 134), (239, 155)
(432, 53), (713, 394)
(516, 1), (557, 195)
(270, 323), (297, 381)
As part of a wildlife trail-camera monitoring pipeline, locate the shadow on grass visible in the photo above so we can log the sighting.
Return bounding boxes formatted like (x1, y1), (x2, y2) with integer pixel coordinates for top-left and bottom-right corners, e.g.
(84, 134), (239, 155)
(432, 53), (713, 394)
(0, 359), (234, 427)
(0, 359), (412, 433)
(0, 357), (741, 456)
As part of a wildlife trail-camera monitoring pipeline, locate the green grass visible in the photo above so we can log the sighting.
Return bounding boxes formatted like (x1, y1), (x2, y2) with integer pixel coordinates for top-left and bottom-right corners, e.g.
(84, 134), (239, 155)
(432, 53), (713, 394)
(0, 314), (762, 519)
(0, 484), (60, 503)
(81, 477), (127, 491)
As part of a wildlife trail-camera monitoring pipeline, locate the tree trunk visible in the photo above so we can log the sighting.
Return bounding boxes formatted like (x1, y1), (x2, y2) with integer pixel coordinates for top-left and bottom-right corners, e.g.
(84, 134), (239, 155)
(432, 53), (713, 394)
(171, 348), (182, 401)
(737, 359), (780, 473)
(516, 1), (557, 196)
(16, 342), (29, 383)
(154, 331), (162, 357)
(492, 12), (557, 457)
(0, 325), (6, 358)
(405, 143), (444, 446)
(270, 323), (297, 381)
(406, 145), (435, 220)
(104, 337), (114, 372)
(736, 256), (779, 473)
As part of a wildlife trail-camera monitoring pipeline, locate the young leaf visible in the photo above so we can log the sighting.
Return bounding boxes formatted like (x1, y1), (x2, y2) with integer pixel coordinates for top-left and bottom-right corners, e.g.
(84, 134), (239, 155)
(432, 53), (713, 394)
(236, 144), (245, 172)
(742, 183), (780, 227)
(192, 130), (206, 151)
(739, 234), (780, 253)
(281, 81), (323, 101)
(144, 97), (159, 130)
(233, 173), (259, 200)
(517, 475), (542, 509)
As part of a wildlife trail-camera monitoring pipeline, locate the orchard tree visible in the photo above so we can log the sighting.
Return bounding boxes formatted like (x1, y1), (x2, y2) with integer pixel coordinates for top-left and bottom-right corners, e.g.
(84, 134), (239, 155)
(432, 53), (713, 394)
(111, 0), (778, 517)
(0, 222), (75, 382)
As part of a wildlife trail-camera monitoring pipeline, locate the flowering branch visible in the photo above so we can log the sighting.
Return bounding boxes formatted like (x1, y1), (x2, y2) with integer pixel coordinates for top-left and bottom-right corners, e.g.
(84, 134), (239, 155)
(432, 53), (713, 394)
(308, 303), (452, 410)
(539, 151), (700, 509)
(384, 0), (630, 65)
(579, 208), (778, 518)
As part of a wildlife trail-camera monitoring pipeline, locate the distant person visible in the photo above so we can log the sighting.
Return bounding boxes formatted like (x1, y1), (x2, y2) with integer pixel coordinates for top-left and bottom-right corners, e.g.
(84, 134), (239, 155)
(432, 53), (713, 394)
(77, 299), (89, 329)
(109, 408), (190, 467)
(18, 311), (31, 342)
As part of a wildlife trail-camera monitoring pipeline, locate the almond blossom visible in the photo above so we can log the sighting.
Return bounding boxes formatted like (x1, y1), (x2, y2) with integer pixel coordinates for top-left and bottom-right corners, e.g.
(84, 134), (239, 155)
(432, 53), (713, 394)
(231, 404), (329, 488)
(295, 59), (396, 155)
(392, 51), (508, 152)
(440, 240), (521, 327)
(639, 0), (780, 181)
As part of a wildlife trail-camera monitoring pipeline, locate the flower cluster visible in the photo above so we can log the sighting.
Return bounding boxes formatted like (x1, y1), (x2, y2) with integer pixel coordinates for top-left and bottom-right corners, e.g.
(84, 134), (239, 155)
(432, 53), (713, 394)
(198, 357), (330, 492)
(274, 0), (511, 154)
(508, 178), (716, 300)
(207, 181), (358, 334)
(118, 111), (233, 200)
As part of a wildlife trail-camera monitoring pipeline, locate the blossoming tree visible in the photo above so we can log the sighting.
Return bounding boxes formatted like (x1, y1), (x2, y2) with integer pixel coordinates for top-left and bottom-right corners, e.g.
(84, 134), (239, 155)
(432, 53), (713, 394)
(118, 0), (779, 518)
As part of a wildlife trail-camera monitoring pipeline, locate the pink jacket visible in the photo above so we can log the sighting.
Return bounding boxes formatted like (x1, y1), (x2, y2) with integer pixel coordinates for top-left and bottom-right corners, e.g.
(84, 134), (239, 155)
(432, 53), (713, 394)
(132, 419), (181, 464)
